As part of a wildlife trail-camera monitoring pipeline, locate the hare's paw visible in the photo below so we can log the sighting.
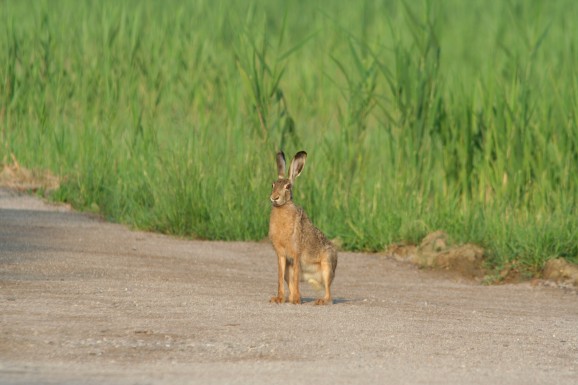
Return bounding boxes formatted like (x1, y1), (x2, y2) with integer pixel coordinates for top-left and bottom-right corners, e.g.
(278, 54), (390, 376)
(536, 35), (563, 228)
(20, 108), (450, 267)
(270, 296), (285, 304)
(314, 298), (333, 305)
(288, 295), (302, 305)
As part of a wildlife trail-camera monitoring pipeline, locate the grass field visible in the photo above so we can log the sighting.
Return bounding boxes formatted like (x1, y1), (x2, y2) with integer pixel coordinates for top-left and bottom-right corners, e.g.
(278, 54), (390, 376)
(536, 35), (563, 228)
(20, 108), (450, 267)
(1, 0), (577, 278)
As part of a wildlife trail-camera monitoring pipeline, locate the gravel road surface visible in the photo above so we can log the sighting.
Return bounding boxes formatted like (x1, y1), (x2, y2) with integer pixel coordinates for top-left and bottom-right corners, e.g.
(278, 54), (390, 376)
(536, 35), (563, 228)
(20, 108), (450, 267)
(0, 189), (576, 385)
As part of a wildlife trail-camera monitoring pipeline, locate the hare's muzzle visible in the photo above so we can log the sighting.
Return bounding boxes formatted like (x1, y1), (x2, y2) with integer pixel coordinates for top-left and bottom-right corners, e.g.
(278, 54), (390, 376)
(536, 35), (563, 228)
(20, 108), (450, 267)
(270, 195), (281, 206)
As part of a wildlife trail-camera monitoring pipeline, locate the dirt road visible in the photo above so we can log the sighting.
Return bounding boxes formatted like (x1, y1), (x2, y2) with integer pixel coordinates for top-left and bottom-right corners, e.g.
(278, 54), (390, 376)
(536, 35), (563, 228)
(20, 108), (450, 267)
(0, 188), (577, 385)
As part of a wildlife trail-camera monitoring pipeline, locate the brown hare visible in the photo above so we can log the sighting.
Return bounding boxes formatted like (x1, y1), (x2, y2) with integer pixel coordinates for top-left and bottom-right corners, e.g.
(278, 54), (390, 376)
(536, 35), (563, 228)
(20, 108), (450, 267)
(269, 151), (338, 305)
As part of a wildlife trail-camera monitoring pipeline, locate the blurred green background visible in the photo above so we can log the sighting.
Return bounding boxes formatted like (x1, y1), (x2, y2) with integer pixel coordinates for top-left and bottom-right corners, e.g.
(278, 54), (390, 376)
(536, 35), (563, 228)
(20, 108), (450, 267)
(1, 0), (577, 276)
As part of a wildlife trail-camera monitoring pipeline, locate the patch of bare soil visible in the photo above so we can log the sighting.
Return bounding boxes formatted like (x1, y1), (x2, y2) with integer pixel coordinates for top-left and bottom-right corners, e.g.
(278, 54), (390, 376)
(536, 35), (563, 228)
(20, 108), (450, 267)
(385, 230), (485, 280)
(0, 154), (60, 192)
(385, 230), (578, 288)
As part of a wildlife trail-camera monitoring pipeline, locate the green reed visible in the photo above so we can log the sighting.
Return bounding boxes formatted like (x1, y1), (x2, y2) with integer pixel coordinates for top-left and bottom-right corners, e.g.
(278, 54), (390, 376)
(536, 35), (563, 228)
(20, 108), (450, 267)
(1, 0), (577, 277)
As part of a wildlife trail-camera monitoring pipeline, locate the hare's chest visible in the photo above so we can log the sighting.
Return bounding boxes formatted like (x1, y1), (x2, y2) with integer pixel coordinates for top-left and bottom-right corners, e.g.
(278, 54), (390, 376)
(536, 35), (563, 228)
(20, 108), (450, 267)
(269, 207), (300, 247)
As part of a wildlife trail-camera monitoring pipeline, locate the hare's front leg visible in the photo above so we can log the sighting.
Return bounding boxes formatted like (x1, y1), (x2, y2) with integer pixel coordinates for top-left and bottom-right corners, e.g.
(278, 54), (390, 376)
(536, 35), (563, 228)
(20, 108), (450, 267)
(270, 248), (287, 304)
(287, 254), (302, 304)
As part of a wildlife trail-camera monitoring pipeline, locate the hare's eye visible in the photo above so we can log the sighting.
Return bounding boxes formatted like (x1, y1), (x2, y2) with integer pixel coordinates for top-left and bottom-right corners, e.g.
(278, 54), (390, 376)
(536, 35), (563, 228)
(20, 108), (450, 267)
(284, 183), (292, 190)
(271, 183), (275, 189)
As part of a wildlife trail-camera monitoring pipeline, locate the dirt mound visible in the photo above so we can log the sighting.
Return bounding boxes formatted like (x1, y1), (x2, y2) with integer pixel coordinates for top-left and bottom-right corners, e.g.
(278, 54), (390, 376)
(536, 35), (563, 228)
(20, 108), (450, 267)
(385, 231), (485, 280)
(543, 258), (578, 287)
(0, 154), (60, 192)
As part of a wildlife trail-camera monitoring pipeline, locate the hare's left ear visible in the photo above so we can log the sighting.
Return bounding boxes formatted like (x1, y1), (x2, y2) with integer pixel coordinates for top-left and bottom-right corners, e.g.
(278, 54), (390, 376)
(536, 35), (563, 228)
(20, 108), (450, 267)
(276, 151), (286, 179)
(289, 151), (307, 183)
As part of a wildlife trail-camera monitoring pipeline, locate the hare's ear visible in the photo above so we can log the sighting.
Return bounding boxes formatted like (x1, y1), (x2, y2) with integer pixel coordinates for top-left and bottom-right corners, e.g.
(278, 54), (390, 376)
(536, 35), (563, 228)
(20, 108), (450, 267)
(276, 151), (286, 179)
(289, 151), (307, 183)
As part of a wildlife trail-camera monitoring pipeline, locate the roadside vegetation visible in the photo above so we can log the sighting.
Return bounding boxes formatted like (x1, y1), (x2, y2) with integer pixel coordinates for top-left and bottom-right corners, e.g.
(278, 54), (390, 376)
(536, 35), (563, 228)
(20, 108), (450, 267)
(1, 0), (577, 278)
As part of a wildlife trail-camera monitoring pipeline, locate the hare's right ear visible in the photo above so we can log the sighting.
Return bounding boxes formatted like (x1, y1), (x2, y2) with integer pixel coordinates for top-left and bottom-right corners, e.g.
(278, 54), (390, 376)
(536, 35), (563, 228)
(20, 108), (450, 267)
(276, 151), (286, 179)
(289, 151), (307, 183)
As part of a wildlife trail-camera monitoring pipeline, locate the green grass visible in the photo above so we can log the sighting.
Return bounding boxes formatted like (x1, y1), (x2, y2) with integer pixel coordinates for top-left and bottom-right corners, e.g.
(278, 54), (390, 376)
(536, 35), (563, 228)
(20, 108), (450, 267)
(1, 0), (577, 277)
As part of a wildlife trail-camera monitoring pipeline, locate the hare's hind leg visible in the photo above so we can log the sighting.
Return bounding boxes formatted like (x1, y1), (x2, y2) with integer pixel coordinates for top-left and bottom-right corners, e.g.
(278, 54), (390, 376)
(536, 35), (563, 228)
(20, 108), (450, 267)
(314, 251), (336, 305)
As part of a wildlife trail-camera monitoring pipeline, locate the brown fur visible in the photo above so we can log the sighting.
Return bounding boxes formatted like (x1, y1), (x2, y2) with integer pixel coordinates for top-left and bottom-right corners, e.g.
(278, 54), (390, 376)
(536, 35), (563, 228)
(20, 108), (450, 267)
(268, 151), (338, 305)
